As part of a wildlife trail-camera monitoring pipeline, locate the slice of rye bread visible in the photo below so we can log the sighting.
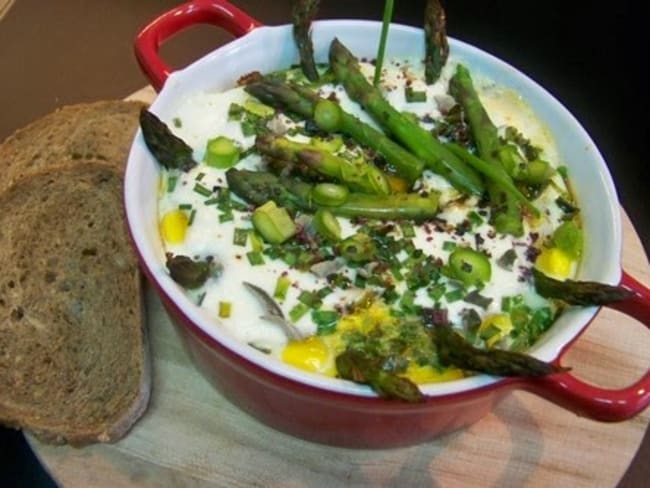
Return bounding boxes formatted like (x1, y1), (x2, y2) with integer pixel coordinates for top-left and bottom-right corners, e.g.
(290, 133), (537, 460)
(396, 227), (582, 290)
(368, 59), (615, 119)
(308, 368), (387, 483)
(0, 162), (150, 446)
(0, 100), (146, 193)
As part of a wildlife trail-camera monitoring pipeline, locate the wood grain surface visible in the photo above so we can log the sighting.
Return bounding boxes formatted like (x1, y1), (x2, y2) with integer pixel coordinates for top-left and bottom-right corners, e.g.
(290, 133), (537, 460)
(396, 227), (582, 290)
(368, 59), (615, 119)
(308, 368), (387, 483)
(27, 88), (650, 488)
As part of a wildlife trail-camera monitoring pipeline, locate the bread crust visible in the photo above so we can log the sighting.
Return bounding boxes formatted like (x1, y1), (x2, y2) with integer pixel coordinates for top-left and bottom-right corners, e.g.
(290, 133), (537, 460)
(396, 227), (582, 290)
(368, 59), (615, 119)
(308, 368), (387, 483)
(0, 102), (150, 446)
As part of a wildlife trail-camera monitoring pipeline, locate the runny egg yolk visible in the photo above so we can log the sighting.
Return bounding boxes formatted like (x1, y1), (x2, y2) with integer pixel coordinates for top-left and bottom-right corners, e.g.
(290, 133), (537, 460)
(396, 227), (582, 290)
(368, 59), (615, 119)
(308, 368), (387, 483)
(535, 247), (573, 279)
(160, 209), (189, 244)
(281, 336), (337, 376)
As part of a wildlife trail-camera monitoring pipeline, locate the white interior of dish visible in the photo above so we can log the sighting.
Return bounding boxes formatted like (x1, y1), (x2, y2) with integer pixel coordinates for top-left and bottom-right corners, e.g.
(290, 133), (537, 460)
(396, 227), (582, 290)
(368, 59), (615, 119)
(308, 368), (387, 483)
(125, 21), (622, 397)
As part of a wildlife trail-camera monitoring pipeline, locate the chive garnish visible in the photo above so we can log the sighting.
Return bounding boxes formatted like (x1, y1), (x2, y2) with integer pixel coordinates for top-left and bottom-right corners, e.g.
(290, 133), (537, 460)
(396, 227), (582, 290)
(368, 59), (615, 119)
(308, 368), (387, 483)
(219, 211), (234, 223)
(233, 228), (249, 246)
(444, 288), (464, 303)
(405, 86), (427, 103)
(274, 275), (292, 301)
(443, 241), (457, 251)
(246, 251), (265, 266)
(193, 182), (213, 197)
(312, 310), (339, 335)
(400, 222), (416, 238)
(167, 174), (178, 193)
(218, 301), (232, 318)
(178, 203), (193, 210)
(188, 209), (197, 226)
(289, 302), (310, 322)
(373, 0), (395, 86)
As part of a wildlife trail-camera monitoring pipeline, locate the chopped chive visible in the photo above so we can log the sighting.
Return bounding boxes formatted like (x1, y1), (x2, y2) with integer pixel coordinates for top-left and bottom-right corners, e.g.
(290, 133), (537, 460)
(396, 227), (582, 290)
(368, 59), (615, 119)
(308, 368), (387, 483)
(400, 222), (416, 238)
(193, 182), (213, 197)
(405, 86), (427, 103)
(178, 203), (193, 211)
(427, 283), (446, 301)
(400, 290), (416, 309)
(167, 174), (179, 192)
(289, 302), (310, 322)
(203, 197), (220, 206)
(241, 120), (257, 137)
(445, 288), (464, 303)
(274, 275), (292, 301)
(197, 292), (206, 306)
(249, 231), (264, 252)
(233, 228), (249, 246)
(298, 290), (320, 308)
(354, 274), (367, 288)
(312, 310), (340, 335)
(188, 208), (197, 226)
(468, 211), (484, 227)
(281, 251), (297, 266)
(317, 286), (333, 298)
(390, 265), (404, 281)
(443, 241), (457, 251)
(230, 199), (249, 212)
(228, 103), (244, 120)
(172, 117), (182, 128)
(246, 251), (265, 266)
(195, 172), (206, 181)
(219, 211), (234, 223)
(218, 301), (232, 318)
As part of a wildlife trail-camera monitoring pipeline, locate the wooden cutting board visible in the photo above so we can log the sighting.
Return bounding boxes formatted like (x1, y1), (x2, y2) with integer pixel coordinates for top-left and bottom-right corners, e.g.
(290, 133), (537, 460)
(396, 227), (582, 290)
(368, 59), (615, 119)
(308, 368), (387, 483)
(28, 87), (650, 487)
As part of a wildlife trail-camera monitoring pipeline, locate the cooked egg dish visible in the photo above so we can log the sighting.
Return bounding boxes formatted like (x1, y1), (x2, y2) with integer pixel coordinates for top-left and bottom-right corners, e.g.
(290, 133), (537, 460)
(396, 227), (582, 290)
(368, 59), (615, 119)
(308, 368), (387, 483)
(152, 52), (583, 396)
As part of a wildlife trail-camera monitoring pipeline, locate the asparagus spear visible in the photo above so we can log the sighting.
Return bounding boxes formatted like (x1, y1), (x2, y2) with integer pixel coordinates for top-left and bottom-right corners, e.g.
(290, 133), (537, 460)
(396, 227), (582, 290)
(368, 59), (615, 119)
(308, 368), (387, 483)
(431, 324), (568, 377)
(140, 109), (197, 172)
(292, 0), (321, 82)
(226, 168), (440, 220)
(255, 134), (391, 195)
(329, 38), (485, 196)
(424, 0), (449, 84)
(448, 64), (526, 235)
(532, 268), (635, 306)
(336, 349), (425, 402)
(245, 79), (425, 182)
(445, 142), (539, 217)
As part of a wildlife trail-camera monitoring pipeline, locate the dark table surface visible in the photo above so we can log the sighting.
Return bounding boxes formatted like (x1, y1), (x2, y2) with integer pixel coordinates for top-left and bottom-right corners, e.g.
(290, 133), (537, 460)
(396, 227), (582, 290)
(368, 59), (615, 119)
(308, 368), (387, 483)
(1, 1), (648, 486)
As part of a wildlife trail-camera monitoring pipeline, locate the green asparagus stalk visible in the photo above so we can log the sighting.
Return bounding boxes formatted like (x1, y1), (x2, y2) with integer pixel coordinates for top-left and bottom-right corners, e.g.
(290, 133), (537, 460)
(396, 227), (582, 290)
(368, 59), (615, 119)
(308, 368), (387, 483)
(140, 109), (197, 172)
(431, 324), (569, 377)
(449, 64), (525, 235)
(226, 168), (309, 211)
(336, 349), (425, 402)
(445, 142), (539, 217)
(255, 134), (391, 195)
(424, 0), (449, 84)
(532, 268), (635, 306)
(292, 0), (321, 82)
(225, 168), (440, 221)
(329, 38), (484, 196)
(245, 79), (425, 182)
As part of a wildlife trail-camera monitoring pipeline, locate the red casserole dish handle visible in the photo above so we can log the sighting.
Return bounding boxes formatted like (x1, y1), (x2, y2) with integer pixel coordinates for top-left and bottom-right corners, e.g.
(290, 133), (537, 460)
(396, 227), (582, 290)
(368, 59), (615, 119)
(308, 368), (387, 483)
(524, 271), (650, 421)
(135, 0), (262, 91)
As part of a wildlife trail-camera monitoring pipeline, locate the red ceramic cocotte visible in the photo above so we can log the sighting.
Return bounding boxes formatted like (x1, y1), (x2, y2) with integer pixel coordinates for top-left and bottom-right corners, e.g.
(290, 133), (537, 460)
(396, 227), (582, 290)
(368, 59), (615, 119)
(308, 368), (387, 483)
(128, 0), (650, 447)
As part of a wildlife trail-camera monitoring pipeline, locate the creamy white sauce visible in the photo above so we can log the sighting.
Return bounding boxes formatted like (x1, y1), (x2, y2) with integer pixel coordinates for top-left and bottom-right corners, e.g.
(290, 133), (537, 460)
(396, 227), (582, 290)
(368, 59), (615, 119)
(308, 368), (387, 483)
(157, 58), (573, 357)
